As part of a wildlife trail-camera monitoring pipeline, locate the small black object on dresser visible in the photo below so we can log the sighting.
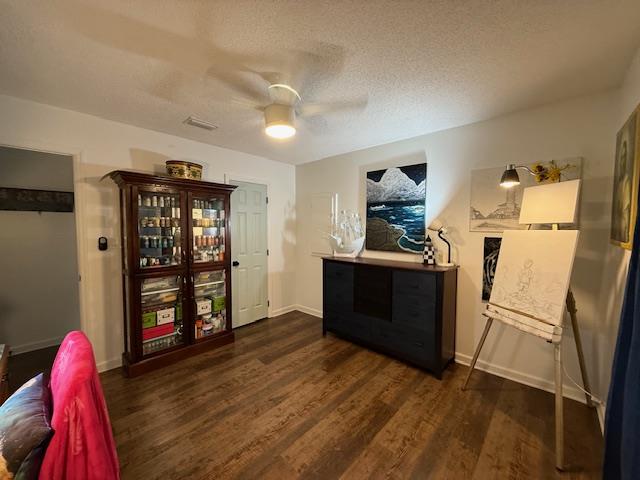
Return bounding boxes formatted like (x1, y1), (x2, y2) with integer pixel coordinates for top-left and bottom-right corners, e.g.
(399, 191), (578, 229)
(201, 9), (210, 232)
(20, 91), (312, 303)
(322, 256), (458, 378)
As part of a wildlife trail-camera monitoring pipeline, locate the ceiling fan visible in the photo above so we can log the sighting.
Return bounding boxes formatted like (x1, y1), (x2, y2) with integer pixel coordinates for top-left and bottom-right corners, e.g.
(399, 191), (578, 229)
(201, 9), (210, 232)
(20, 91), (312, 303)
(57, 3), (367, 141)
(263, 84), (302, 139)
(238, 79), (368, 141)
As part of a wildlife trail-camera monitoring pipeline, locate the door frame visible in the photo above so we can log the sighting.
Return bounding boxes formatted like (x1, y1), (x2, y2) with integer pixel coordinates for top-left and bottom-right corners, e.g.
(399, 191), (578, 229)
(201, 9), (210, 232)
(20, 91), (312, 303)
(224, 173), (272, 319)
(0, 137), (88, 344)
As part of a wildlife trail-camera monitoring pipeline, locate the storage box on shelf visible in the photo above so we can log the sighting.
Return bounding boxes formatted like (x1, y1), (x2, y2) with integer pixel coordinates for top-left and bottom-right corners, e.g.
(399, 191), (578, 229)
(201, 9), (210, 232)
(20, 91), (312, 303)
(109, 170), (237, 376)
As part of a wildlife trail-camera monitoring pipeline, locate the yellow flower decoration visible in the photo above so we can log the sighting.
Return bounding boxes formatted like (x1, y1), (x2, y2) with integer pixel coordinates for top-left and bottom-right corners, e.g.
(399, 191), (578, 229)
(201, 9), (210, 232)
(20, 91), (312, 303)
(529, 160), (575, 184)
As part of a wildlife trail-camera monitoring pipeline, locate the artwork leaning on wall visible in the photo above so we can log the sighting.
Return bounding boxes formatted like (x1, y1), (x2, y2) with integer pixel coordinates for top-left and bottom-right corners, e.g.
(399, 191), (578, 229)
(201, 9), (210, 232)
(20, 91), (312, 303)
(469, 158), (582, 233)
(365, 163), (427, 253)
(610, 104), (640, 250)
(482, 237), (502, 301)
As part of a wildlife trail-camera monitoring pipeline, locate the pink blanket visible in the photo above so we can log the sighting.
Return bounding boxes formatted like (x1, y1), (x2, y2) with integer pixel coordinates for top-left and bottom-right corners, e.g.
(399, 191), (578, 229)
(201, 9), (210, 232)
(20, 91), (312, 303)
(39, 331), (119, 479)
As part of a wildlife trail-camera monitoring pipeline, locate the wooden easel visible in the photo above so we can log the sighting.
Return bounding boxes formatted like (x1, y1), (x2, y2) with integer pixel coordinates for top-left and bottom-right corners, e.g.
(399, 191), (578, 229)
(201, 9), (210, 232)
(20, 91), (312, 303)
(463, 227), (594, 471)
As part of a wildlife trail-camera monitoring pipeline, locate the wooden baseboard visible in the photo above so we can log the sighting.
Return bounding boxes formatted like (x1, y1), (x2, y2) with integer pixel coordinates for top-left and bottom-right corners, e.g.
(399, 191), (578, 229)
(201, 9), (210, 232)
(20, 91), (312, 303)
(455, 352), (591, 406)
(293, 305), (323, 318)
(11, 336), (65, 355)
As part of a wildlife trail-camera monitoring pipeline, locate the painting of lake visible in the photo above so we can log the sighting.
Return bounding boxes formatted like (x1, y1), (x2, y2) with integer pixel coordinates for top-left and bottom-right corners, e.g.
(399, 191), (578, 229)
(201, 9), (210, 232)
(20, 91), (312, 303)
(366, 163), (427, 253)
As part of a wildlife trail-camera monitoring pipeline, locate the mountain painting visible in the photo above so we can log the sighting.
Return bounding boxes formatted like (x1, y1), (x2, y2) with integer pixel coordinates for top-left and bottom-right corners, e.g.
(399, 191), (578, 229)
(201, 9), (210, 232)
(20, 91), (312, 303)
(366, 163), (427, 253)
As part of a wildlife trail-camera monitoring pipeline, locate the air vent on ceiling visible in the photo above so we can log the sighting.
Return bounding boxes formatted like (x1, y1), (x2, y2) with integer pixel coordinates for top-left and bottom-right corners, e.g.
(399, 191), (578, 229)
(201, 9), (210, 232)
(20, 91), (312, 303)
(183, 116), (218, 131)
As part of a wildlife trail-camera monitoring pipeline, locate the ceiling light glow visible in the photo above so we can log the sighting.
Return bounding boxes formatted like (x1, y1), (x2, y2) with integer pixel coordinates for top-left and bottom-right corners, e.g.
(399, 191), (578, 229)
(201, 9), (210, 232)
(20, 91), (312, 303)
(264, 103), (296, 140)
(265, 124), (296, 139)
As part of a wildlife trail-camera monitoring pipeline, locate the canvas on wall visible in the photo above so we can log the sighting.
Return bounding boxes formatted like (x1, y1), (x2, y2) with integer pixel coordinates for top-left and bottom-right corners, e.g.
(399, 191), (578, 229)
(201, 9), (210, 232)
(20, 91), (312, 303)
(482, 237), (501, 301)
(610, 106), (640, 249)
(470, 158), (582, 232)
(365, 163), (426, 253)
(489, 230), (579, 326)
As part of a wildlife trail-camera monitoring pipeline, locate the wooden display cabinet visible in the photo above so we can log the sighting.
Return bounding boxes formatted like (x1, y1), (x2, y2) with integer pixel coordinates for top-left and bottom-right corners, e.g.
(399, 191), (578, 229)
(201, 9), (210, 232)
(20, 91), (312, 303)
(109, 170), (236, 376)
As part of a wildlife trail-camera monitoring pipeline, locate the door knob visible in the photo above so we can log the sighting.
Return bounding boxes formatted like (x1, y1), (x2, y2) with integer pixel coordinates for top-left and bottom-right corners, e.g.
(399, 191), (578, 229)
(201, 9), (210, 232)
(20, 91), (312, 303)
(232, 260), (240, 267)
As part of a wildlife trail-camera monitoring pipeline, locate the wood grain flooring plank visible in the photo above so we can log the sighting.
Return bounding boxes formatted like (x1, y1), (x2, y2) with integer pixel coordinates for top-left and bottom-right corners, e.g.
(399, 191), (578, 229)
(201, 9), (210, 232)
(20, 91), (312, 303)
(280, 361), (424, 478)
(100, 313), (603, 480)
(118, 339), (357, 477)
(339, 366), (461, 480)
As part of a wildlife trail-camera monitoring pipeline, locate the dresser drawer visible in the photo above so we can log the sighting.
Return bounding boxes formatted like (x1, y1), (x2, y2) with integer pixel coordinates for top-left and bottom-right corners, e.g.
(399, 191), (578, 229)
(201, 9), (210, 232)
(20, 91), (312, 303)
(371, 321), (434, 367)
(325, 287), (353, 312)
(324, 312), (371, 342)
(393, 296), (436, 332)
(393, 270), (437, 299)
(325, 262), (354, 282)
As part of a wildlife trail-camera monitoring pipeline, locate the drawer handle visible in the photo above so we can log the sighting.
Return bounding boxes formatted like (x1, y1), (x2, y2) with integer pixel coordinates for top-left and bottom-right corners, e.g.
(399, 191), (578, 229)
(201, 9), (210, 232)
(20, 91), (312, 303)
(414, 341), (424, 347)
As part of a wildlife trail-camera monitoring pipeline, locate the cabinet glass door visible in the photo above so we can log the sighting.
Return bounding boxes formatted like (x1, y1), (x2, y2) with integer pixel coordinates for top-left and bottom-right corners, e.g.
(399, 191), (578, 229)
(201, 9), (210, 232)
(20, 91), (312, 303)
(193, 269), (227, 341)
(137, 190), (183, 269)
(190, 195), (226, 264)
(140, 275), (185, 355)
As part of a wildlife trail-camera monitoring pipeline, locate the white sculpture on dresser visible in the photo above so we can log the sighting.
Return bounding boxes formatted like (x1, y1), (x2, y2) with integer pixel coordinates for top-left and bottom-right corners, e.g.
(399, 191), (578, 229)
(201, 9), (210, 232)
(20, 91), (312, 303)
(328, 210), (365, 257)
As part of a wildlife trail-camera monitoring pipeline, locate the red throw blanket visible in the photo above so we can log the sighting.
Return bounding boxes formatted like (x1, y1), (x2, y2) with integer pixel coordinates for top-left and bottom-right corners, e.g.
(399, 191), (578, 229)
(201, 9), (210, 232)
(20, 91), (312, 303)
(39, 331), (119, 479)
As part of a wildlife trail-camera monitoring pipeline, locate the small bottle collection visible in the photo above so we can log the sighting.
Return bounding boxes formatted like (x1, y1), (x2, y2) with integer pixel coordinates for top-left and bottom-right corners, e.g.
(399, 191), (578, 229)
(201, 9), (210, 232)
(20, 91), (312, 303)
(192, 198), (226, 263)
(138, 193), (182, 267)
(194, 270), (227, 339)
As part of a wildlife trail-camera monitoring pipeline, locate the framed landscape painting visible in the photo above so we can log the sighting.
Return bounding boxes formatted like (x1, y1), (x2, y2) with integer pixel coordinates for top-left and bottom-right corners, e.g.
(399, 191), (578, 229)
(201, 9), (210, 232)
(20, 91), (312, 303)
(611, 106), (640, 249)
(365, 163), (426, 253)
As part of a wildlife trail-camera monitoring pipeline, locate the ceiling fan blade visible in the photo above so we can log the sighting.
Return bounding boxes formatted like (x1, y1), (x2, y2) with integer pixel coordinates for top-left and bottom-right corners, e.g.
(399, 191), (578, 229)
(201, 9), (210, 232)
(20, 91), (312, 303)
(63, 2), (272, 106)
(145, 70), (191, 104)
(289, 43), (347, 99)
(297, 96), (369, 117)
(204, 61), (273, 103)
(299, 115), (329, 134)
(228, 98), (265, 112)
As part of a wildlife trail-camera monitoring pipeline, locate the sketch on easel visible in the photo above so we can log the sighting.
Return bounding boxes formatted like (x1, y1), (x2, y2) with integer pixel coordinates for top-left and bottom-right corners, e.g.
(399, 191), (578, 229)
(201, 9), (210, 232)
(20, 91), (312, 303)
(489, 230), (580, 326)
(470, 158), (582, 232)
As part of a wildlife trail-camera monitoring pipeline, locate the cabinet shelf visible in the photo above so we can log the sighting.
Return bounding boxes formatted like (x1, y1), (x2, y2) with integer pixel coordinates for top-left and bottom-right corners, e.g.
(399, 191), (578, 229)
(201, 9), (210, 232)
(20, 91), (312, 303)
(141, 287), (180, 297)
(142, 332), (178, 343)
(194, 280), (224, 288)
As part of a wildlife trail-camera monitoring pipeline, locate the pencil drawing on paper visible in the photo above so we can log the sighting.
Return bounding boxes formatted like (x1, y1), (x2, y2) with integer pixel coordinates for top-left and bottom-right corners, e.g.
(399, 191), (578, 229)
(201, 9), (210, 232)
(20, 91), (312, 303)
(491, 258), (564, 324)
(489, 230), (579, 326)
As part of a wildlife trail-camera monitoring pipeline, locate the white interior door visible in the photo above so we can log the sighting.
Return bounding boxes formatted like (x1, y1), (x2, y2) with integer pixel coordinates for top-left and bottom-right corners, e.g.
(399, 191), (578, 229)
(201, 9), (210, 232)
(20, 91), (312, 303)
(230, 180), (268, 328)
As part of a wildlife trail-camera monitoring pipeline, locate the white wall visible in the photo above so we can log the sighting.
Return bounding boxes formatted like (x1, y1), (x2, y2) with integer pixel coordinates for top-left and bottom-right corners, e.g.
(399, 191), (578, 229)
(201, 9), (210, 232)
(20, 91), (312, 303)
(594, 45), (640, 421)
(296, 89), (622, 411)
(0, 94), (296, 371)
(0, 147), (80, 353)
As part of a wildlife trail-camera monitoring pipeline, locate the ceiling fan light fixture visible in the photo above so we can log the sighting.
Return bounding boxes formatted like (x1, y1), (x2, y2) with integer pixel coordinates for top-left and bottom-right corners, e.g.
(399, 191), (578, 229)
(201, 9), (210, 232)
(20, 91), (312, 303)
(264, 103), (296, 139)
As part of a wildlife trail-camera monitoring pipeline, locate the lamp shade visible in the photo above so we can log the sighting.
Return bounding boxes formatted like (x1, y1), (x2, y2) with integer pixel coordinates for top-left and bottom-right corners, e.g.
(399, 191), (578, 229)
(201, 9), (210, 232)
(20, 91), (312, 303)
(500, 165), (520, 188)
(428, 218), (444, 231)
(264, 104), (296, 139)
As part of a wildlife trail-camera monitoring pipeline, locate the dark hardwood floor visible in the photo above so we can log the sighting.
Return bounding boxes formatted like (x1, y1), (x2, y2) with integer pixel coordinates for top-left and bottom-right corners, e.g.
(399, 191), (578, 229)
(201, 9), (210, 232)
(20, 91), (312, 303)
(101, 312), (603, 479)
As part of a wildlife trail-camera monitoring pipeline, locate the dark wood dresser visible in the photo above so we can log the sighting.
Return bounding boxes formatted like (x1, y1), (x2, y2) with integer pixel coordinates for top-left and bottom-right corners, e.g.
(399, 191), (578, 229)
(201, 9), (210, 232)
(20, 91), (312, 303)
(322, 257), (457, 378)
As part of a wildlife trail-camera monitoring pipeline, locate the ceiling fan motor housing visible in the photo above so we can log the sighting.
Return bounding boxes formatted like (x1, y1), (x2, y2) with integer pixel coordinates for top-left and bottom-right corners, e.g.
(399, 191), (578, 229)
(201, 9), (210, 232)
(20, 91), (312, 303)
(264, 103), (295, 129)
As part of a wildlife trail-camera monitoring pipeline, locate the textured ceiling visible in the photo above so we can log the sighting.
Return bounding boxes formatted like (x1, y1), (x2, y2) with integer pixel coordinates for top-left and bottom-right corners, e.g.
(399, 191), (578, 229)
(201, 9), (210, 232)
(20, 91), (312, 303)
(1, 1), (640, 165)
